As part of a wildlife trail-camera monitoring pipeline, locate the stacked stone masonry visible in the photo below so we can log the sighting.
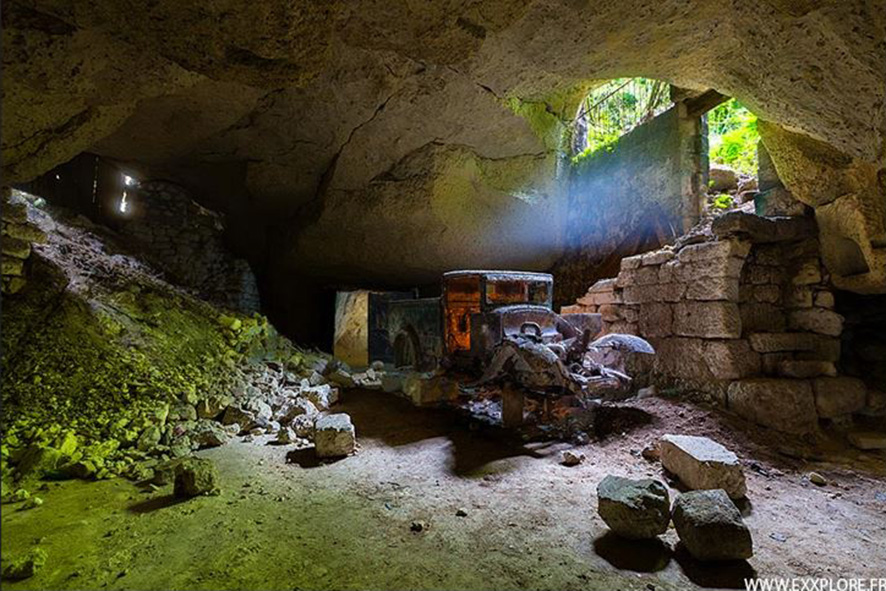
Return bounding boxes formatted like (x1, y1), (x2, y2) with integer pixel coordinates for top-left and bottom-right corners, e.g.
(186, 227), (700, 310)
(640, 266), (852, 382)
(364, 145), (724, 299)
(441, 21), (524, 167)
(1, 189), (47, 294)
(563, 211), (871, 434)
(120, 181), (261, 314)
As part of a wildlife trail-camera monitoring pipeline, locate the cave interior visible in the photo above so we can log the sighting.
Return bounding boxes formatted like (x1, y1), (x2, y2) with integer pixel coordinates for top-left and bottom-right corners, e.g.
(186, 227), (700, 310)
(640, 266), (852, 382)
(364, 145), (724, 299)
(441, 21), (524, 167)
(1, 1), (885, 589)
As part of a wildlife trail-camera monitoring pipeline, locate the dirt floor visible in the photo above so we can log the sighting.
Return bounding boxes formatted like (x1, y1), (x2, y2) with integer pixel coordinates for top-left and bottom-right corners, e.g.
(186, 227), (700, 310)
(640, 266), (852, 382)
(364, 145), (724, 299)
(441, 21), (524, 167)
(3, 390), (886, 591)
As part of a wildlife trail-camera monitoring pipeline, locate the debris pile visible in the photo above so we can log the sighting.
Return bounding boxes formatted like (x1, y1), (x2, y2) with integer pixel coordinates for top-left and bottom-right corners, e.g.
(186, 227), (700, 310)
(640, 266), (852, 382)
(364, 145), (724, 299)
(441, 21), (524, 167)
(0, 195), (356, 504)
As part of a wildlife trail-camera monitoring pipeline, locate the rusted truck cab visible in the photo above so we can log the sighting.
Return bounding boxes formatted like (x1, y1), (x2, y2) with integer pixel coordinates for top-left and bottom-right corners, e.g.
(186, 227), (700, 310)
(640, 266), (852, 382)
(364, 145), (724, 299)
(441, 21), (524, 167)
(384, 270), (601, 370)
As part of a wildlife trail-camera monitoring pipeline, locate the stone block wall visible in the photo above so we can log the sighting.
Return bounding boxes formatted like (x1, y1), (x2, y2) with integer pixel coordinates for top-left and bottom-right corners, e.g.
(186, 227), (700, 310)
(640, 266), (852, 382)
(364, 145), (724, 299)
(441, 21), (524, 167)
(563, 211), (872, 434)
(119, 181), (260, 313)
(1, 189), (47, 294)
(553, 103), (707, 307)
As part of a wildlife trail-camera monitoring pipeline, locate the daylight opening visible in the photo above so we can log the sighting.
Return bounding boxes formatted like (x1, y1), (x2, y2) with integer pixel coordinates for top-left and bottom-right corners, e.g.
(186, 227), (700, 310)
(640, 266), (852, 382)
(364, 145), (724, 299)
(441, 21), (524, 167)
(704, 98), (760, 212)
(572, 78), (673, 157)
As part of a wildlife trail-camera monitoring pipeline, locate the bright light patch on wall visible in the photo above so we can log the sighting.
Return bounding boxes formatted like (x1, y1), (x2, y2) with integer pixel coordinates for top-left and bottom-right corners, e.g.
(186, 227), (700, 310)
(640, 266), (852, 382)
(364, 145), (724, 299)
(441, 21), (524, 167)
(119, 191), (129, 214)
(123, 175), (136, 186)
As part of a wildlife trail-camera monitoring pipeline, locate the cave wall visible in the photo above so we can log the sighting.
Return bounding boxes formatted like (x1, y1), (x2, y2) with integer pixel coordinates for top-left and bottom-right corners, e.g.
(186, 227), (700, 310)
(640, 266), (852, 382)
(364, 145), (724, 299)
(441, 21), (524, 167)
(552, 104), (706, 307)
(2, 0), (884, 341)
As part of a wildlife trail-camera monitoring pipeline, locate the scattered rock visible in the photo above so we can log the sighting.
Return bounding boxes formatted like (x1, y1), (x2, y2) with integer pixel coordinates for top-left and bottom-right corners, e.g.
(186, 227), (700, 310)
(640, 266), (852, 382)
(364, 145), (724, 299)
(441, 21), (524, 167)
(641, 443), (660, 462)
(709, 165), (738, 193)
(636, 386), (657, 399)
(9, 489), (30, 503)
(314, 413), (356, 458)
(561, 450), (584, 466)
(279, 398), (318, 423)
(659, 434), (747, 499)
(221, 406), (257, 432)
(596, 475), (671, 539)
(410, 521), (427, 533)
(136, 426), (162, 452)
(16, 445), (62, 480)
(455, 508), (468, 517)
(672, 489), (753, 561)
(196, 394), (232, 420)
(1, 548), (48, 581)
(188, 420), (231, 449)
(327, 369), (355, 389)
(276, 427), (296, 445)
(291, 414), (315, 438)
(168, 402), (198, 422)
(22, 496), (43, 510)
(302, 385), (339, 411)
(808, 472), (827, 486)
(173, 458), (220, 498)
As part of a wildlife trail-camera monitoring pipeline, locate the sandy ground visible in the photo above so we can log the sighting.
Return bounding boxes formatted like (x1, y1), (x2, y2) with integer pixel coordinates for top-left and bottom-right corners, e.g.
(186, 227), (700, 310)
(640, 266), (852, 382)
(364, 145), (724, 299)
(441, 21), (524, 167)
(3, 390), (886, 591)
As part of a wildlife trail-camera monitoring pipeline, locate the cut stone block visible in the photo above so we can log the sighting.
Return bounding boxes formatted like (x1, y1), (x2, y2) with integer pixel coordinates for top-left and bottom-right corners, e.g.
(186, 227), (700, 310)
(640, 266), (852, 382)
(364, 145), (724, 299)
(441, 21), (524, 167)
(596, 475), (671, 539)
(620, 255), (643, 270)
(684, 276), (740, 301)
(777, 360), (837, 378)
(659, 435), (747, 499)
(677, 240), (751, 262)
(748, 332), (815, 353)
(638, 303), (673, 337)
(673, 302), (741, 338)
(740, 303), (787, 333)
(403, 374), (459, 406)
(727, 378), (817, 434)
(812, 377), (866, 418)
(704, 340), (760, 380)
(672, 490), (753, 561)
(652, 337), (711, 382)
(641, 250), (674, 266)
(788, 309), (844, 337)
(314, 413), (356, 457)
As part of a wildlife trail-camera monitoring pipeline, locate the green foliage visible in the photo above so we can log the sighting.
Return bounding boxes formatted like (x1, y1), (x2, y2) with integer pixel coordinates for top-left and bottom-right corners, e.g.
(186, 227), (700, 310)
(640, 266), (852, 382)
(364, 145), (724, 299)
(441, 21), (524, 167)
(708, 99), (759, 175)
(572, 78), (671, 161)
(712, 194), (734, 209)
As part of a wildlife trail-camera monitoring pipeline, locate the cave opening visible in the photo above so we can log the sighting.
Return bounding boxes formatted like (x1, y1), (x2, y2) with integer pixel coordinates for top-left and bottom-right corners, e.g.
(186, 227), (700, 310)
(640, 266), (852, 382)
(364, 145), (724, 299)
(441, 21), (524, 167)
(2, 3), (885, 590)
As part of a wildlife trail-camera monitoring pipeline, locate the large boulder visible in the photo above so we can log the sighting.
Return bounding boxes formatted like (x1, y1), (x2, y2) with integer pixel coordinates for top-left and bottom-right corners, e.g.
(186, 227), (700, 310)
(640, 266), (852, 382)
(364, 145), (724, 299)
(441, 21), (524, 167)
(709, 165), (739, 193)
(173, 458), (220, 498)
(672, 489), (753, 561)
(596, 475), (671, 539)
(659, 435), (747, 499)
(314, 413), (356, 458)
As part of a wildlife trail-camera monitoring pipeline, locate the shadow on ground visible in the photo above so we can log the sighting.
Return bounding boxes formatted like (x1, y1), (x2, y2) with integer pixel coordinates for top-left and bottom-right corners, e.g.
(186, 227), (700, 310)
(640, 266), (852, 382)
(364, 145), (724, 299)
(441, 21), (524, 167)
(338, 389), (545, 477)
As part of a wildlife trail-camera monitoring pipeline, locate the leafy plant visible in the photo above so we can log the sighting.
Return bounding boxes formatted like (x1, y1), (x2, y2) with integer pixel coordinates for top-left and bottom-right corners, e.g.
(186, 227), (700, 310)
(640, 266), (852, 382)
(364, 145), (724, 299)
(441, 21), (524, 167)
(708, 99), (759, 175)
(712, 194), (734, 209)
(572, 78), (672, 160)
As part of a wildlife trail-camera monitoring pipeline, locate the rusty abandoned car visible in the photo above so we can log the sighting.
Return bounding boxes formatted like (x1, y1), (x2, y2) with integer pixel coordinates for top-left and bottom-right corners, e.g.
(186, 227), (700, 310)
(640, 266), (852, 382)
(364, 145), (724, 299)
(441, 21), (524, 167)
(368, 270), (655, 425)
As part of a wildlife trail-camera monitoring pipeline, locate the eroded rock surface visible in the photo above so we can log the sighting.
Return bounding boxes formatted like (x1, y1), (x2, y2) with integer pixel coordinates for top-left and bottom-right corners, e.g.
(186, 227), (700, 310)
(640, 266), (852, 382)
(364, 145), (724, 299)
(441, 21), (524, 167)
(3, 0), (884, 306)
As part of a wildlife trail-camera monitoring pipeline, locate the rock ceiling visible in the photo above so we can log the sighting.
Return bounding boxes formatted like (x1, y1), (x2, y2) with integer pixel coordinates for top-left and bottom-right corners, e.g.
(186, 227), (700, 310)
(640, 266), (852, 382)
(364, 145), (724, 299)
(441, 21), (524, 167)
(3, 0), (884, 290)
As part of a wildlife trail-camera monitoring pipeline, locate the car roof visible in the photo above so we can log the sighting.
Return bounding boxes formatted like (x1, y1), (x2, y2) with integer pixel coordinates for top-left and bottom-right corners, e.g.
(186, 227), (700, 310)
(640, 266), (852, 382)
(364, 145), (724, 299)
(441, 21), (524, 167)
(442, 270), (553, 283)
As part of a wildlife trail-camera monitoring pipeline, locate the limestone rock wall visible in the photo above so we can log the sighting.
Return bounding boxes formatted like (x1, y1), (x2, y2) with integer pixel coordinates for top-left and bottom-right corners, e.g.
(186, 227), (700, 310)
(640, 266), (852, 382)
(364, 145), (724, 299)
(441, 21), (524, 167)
(563, 212), (873, 434)
(118, 181), (261, 314)
(1, 190), (48, 294)
(2, 1), (883, 337)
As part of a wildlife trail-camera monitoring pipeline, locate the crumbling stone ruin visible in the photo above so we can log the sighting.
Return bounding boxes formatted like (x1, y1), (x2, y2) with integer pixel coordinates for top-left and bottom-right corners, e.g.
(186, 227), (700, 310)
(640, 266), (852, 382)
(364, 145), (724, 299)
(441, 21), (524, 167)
(564, 211), (878, 438)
